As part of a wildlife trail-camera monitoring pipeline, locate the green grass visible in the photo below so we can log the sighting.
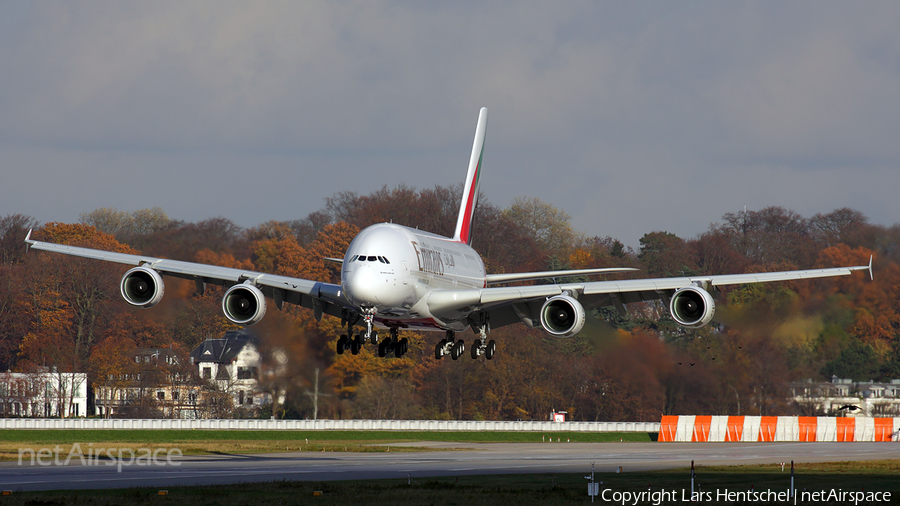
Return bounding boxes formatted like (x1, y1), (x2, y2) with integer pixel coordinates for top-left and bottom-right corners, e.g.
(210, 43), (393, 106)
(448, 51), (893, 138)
(2, 462), (899, 505)
(0, 428), (652, 444)
(0, 429), (652, 461)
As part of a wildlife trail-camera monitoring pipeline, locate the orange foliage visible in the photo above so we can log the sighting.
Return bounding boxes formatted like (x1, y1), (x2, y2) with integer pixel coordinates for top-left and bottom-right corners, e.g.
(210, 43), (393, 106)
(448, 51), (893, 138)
(251, 237), (306, 278)
(18, 289), (76, 371)
(303, 222), (360, 283)
(195, 249), (254, 270)
(38, 223), (135, 253)
(568, 249), (593, 269)
(89, 334), (137, 385)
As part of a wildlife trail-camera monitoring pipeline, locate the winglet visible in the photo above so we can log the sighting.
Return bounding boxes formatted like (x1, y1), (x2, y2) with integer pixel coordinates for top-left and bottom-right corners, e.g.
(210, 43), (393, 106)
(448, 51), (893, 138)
(24, 229), (34, 251)
(868, 254), (874, 281)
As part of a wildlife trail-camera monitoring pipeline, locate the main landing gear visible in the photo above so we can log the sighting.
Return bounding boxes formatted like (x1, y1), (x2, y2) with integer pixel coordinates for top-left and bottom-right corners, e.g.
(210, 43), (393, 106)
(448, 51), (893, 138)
(434, 328), (496, 361)
(336, 309), (408, 359)
(378, 327), (409, 358)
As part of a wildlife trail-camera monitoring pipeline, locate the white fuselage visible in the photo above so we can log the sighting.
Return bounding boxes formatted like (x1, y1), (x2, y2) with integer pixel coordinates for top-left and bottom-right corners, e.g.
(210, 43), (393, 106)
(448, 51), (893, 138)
(341, 223), (486, 331)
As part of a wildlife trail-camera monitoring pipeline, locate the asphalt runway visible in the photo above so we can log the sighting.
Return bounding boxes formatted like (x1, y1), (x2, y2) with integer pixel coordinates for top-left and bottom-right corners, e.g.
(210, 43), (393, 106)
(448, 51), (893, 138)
(2, 441), (898, 491)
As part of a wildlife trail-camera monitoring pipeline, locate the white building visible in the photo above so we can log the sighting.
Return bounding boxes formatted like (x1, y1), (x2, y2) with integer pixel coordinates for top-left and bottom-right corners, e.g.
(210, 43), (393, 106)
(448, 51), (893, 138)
(94, 347), (197, 419)
(792, 377), (900, 417)
(0, 370), (88, 418)
(190, 331), (268, 411)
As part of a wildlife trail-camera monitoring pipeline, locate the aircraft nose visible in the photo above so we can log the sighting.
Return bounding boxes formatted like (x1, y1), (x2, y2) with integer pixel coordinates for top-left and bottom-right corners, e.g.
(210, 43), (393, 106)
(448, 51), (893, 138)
(344, 265), (382, 306)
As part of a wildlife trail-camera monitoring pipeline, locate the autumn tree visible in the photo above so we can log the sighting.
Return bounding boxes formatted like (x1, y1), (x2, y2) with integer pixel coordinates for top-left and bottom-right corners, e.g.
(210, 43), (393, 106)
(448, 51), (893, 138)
(502, 196), (577, 260)
(79, 207), (172, 243)
(809, 208), (876, 249)
(134, 217), (244, 261)
(0, 214), (39, 265)
(89, 334), (137, 418)
(31, 224), (135, 361)
(638, 231), (697, 278)
(714, 206), (817, 267)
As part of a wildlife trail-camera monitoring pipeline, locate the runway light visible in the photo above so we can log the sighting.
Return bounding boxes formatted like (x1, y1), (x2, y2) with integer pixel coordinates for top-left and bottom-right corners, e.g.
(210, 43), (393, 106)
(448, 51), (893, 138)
(313, 491), (323, 496)
(2, 491), (12, 496)
(158, 490), (168, 496)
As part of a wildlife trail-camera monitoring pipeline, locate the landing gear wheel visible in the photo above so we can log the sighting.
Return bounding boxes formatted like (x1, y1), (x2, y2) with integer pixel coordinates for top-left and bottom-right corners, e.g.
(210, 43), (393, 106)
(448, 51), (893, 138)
(369, 330), (378, 345)
(395, 338), (409, 358)
(435, 339), (446, 360)
(351, 334), (363, 355)
(451, 340), (465, 360)
(485, 340), (496, 360)
(378, 339), (389, 358)
(471, 340), (480, 359)
(336, 334), (348, 355)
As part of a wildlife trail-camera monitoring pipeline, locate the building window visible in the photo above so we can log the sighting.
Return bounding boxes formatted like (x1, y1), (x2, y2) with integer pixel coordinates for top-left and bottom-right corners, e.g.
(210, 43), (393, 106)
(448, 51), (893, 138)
(237, 367), (258, 380)
(202, 367), (212, 379)
(172, 391), (179, 401)
(157, 391), (165, 400)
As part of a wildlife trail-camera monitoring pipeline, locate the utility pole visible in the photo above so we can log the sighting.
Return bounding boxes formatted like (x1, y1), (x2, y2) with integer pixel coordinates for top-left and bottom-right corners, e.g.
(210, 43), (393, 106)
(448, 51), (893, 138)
(303, 368), (330, 420)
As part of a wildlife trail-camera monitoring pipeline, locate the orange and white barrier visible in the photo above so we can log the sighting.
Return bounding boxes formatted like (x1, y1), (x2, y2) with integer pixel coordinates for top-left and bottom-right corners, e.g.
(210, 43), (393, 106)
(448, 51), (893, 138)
(658, 415), (900, 442)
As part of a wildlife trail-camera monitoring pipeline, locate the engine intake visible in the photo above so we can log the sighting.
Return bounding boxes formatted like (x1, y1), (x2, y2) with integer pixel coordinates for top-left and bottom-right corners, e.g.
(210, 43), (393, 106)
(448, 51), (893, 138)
(669, 286), (715, 328)
(120, 266), (164, 308)
(223, 283), (267, 326)
(540, 295), (585, 337)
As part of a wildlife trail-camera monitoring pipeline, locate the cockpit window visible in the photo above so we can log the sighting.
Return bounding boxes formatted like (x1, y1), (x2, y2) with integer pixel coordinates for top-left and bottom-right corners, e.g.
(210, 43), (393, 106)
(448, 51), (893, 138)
(349, 255), (358, 262)
(378, 256), (389, 264)
(367, 256), (377, 261)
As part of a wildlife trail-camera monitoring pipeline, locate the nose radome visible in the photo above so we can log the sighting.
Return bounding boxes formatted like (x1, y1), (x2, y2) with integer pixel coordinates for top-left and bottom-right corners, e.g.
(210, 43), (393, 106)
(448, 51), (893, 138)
(344, 265), (381, 306)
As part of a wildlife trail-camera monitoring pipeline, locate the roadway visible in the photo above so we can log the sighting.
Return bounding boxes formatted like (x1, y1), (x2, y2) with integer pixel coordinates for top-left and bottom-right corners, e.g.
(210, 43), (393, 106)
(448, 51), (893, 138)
(2, 442), (898, 491)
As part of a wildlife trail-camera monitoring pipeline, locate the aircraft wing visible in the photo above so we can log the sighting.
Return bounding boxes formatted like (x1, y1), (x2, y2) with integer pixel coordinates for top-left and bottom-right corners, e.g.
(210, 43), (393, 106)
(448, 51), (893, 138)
(484, 267), (637, 285)
(24, 232), (348, 317)
(426, 261), (873, 330)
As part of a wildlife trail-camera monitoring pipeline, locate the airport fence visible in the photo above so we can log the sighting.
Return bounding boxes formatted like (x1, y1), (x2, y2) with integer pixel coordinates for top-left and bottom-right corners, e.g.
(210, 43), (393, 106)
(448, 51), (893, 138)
(0, 418), (660, 432)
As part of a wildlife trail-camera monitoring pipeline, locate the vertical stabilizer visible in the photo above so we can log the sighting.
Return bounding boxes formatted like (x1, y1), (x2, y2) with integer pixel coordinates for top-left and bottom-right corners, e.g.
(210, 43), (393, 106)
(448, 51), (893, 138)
(453, 107), (488, 244)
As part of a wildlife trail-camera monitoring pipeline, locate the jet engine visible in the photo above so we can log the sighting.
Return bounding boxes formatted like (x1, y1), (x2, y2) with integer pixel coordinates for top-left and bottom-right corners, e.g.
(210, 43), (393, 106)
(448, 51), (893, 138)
(120, 266), (164, 308)
(669, 286), (716, 328)
(540, 295), (585, 337)
(222, 283), (267, 326)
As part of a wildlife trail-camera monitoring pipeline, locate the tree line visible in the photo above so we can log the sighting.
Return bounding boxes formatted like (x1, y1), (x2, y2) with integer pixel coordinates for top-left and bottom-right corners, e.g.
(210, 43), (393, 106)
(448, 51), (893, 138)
(0, 185), (898, 421)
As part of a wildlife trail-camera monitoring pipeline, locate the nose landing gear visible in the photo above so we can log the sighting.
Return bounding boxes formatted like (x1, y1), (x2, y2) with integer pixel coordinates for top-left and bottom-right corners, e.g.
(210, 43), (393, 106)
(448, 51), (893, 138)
(336, 310), (407, 359)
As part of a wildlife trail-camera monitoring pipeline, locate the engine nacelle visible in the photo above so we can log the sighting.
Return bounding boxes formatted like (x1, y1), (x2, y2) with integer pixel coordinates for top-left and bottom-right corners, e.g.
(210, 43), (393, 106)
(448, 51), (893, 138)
(540, 295), (585, 337)
(222, 283), (267, 326)
(120, 266), (165, 308)
(669, 286), (716, 328)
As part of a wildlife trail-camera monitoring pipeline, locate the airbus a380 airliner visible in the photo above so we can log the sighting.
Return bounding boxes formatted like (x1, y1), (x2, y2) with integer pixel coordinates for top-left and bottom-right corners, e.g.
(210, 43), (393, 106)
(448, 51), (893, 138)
(26, 108), (872, 361)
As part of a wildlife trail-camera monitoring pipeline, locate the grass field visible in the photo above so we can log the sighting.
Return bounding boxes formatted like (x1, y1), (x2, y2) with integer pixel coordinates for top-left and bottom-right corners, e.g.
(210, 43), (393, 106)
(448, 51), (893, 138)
(2, 461), (899, 505)
(0, 429), (652, 460)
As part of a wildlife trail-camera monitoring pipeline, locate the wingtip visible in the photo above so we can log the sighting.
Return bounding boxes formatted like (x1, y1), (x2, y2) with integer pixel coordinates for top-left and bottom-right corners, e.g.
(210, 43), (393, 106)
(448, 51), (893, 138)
(868, 254), (874, 281)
